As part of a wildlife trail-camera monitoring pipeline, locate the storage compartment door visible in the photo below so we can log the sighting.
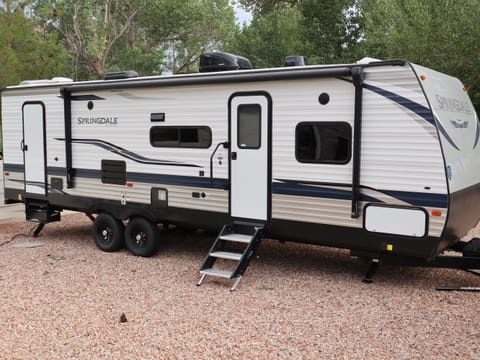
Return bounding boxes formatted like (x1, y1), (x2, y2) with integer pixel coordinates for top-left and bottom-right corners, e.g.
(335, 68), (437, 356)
(364, 205), (427, 237)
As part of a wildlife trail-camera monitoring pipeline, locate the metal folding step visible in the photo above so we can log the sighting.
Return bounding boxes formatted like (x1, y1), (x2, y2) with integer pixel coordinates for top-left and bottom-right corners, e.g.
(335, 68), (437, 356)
(219, 233), (252, 243)
(210, 251), (243, 261)
(197, 221), (264, 291)
(24, 199), (62, 237)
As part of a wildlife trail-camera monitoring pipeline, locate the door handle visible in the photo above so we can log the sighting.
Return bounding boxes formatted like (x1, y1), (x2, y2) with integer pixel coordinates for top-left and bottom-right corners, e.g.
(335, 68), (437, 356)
(231, 152), (237, 160)
(20, 140), (28, 152)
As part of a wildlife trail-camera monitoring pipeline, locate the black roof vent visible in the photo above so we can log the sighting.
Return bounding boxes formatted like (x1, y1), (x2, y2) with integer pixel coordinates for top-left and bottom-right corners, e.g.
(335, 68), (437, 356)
(104, 70), (139, 80)
(284, 56), (308, 67)
(199, 52), (252, 72)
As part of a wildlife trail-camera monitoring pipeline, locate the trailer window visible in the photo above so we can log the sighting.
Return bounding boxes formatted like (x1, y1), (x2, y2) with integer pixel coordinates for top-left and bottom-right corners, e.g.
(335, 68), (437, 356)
(150, 126), (212, 148)
(237, 104), (261, 149)
(295, 122), (351, 164)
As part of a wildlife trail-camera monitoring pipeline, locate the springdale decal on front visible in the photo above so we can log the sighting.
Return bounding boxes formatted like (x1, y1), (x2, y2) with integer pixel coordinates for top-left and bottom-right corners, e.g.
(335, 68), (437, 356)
(435, 94), (472, 114)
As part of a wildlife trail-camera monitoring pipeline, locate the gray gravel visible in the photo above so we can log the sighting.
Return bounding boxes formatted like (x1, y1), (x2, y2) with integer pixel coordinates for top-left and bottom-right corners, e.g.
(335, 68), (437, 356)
(1, 214), (480, 359)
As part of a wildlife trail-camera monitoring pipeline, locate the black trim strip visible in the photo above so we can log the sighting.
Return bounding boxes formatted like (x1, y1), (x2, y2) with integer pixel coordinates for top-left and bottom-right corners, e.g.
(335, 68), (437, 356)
(63, 67), (353, 92)
(59, 60), (407, 93)
(351, 67), (364, 218)
(62, 88), (73, 188)
(71, 95), (106, 101)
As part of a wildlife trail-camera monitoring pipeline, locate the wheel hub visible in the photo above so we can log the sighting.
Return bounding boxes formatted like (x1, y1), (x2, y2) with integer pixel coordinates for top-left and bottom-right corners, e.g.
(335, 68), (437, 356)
(102, 226), (112, 242)
(135, 232), (147, 247)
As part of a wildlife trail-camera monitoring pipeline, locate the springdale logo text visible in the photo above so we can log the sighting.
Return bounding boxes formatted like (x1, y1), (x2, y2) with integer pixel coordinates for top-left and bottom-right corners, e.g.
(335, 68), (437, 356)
(77, 116), (119, 125)
(435, 94), (471, 114)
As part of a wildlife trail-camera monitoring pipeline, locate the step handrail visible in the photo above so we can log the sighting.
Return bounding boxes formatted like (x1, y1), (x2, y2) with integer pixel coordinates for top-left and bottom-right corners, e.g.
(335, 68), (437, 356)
(210, 141), (229, 186)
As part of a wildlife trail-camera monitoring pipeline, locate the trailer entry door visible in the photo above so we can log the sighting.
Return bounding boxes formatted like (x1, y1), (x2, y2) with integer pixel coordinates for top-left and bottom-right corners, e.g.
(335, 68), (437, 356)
(229, 94), (271, 221)
(22, 103), (46, 195)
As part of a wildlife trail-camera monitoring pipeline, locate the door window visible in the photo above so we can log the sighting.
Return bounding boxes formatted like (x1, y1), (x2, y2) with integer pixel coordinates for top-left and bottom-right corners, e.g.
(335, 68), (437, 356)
(237, 104), (261, 149)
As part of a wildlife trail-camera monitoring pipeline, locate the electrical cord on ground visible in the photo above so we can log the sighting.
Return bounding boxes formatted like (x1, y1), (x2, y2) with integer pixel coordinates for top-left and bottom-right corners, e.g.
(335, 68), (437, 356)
(0, 224), (38, 247)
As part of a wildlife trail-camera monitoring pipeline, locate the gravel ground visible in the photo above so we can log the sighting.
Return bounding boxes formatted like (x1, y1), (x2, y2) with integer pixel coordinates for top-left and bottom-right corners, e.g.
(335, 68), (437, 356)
(1, 214), (480, 359)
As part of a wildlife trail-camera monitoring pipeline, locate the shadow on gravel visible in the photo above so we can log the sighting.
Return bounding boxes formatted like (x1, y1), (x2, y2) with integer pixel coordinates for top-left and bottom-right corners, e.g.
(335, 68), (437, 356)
(28, 216), (476, 289)
(152, 228), (445, 287)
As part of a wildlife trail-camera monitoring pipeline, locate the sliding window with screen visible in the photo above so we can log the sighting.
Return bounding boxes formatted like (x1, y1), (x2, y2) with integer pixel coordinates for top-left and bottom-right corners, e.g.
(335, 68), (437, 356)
(150, 126), (212, 148)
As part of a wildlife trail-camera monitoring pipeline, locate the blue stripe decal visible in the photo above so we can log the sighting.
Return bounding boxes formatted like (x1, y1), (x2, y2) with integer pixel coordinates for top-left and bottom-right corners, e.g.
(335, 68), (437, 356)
(55, 138), (202, 167)
(435, 120), (461, 151)
(272, 181), (447, 208)
(474, 121), (480, 149)
(363, 83), (436, 125)
(339, 77), (435, 124)
(379, 189), (448, 208)
(48, 167), (66, 176)
(272, 182), (379, 203)
(362, 83), (461, 151)
(4, 164), (447, 208)
(3, 163), (24, 172)
(73, 168), (228, 189)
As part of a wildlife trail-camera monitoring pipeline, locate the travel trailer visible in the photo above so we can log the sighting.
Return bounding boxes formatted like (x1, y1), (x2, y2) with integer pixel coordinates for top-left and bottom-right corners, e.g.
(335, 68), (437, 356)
(3, 53), (480, 290)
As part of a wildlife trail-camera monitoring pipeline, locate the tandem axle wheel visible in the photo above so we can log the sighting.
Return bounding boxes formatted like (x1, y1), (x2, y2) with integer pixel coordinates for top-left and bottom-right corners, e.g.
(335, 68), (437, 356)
(91, 213), (161, 257)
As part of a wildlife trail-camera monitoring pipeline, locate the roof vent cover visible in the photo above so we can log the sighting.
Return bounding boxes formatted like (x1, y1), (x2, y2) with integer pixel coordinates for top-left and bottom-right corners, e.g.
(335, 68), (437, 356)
(199, 52), (252, 72)
(104, 70), (139, 80)
(284, 56), (308, 67)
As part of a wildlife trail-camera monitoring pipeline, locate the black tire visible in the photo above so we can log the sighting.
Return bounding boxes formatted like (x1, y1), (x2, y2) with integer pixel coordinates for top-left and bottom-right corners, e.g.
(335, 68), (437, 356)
(125, 217), (160, 257)
(92, 213), (125, 252)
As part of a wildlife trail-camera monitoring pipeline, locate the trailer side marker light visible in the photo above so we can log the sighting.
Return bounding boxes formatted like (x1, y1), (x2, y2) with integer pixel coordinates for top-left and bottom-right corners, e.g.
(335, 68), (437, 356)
(431, 210), (442, 217)
(420, 75), (426, 80)
(4, 172), (9, 176)
(127, 182), (133, 188)
(386, 244), (393, 251)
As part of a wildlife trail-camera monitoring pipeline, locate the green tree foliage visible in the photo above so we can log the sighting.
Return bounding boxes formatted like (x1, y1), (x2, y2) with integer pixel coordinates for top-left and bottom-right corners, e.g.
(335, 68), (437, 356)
(35, 0), (150, 79)
(141, 0), (237, 74)
(362, 0), (480, 110)
(0, 0), (68, 87)
(237, 0), (299, 14)
(300, 0), (363, 63)
(230, 0), (363, 66)
(35, 0), (237, 78)
(225, 6), (304, 68)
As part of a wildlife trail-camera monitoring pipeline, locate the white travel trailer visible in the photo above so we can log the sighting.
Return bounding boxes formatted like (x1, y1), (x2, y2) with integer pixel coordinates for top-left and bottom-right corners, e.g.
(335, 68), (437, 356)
(3, 53), (480, 289)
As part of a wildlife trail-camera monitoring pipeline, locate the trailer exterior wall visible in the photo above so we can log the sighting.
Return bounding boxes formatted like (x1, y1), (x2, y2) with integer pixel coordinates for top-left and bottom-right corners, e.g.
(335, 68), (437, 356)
(1, 61), (460, 259)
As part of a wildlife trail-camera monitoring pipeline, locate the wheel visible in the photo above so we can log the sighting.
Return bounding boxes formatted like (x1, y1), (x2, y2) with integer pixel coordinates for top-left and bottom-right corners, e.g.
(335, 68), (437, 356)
(92, 213), (125, 252)
(125, 217), (160, 257)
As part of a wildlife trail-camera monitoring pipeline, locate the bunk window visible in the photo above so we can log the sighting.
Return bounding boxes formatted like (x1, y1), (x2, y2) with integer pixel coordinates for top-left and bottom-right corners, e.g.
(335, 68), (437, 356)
(150, 126), (212, 148)
(295, 122), (351, 164)
(237, 104), (261, 149)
